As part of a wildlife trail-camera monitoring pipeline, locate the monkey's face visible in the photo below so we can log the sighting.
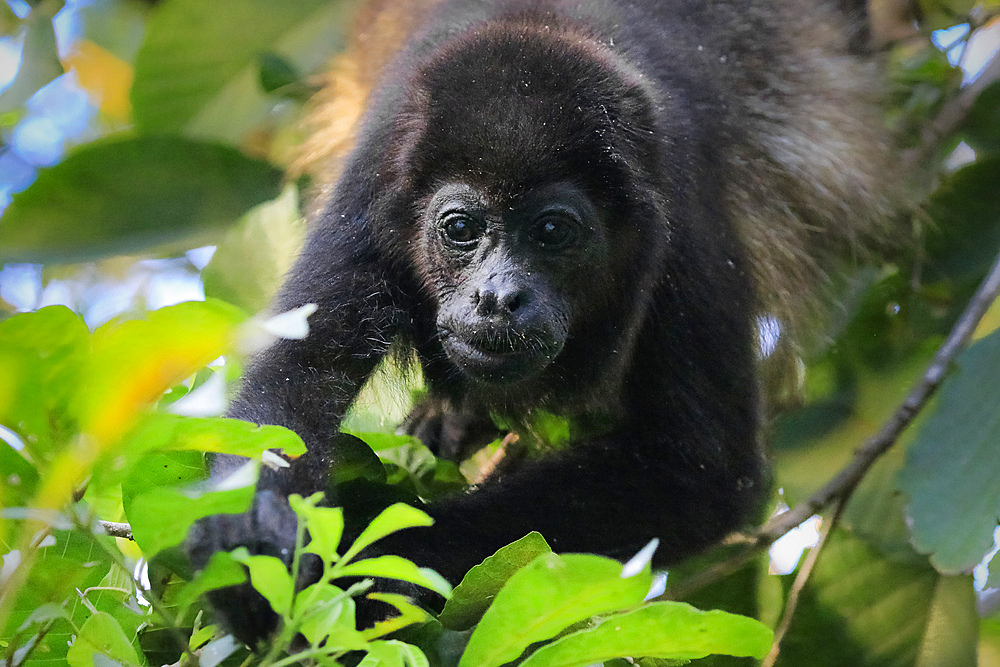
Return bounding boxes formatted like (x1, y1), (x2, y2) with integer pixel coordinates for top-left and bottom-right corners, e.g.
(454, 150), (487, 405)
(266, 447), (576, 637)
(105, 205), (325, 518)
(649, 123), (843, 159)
(420, 181), (608, 385)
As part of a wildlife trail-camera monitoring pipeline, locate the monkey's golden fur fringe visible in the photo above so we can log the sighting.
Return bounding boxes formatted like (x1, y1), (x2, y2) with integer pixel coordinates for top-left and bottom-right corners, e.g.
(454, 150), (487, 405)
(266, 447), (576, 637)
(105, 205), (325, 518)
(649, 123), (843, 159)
(296, 0), (905, 343)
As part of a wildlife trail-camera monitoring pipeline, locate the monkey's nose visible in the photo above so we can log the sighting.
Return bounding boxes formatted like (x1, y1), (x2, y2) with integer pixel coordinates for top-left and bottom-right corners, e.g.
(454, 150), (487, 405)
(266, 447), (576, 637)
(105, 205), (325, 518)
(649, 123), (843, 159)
(475, 286), (525, 316)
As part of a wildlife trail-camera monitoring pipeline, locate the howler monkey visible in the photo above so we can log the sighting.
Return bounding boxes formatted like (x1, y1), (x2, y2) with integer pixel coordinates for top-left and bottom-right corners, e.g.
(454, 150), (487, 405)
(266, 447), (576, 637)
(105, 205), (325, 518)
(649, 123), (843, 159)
(188, 0), (897, 645)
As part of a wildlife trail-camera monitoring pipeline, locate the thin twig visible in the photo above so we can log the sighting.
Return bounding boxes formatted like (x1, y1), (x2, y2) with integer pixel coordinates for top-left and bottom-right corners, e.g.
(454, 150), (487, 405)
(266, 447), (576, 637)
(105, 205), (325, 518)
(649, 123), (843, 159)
(98, 520), (134, 540)
(761, 501), (845, 667)
(77, 514), (191, 657)
(666, 245), (1000, 599)
(471, 432), (519, 484)
(903, 47), (1000, 171)
(758, 246), (1000, 541)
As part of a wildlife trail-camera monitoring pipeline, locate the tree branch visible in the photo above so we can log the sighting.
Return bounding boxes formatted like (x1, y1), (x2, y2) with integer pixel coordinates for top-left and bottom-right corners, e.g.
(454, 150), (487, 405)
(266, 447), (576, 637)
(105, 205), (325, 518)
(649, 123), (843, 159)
(758, 246), (1000, 540)
(666, 245), (1000, 599)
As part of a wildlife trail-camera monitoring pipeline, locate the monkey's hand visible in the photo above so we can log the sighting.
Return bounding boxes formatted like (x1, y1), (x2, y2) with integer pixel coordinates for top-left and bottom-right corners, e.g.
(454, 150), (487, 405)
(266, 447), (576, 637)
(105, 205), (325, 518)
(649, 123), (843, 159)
(186, 490), (439, 649)
(186, 490), (300, 648)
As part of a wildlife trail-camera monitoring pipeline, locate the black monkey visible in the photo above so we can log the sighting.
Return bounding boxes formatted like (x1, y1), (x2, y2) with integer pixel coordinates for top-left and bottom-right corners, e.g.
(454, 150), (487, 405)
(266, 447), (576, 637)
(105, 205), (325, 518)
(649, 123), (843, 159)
(188, 0), (897, 645)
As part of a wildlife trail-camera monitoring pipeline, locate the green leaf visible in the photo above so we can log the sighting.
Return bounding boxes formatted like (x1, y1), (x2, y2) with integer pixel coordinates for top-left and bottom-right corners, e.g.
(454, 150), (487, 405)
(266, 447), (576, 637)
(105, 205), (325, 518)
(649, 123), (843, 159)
(296, 501), (345, 560)
(458, 553), (652, 667)
(962, 81), (1000, 154)
(257, 52), (314, 102)
(230, 549), (294, 616)
(363, 593), (433, 639)
(981, 617), (1000, 666)
(126, 478), (256, 557)
(189, 624), (216, 651)
(342, 503), (434, 563)
(294, 583), (365, 648)
(925, 157), (1000, 284)
(73, 300), (247, 452)
(380, 440), (468, 501)
(202, 185), (306, 313)
(900, 331), (1000, 574)
(519, 601), (773, 666)
(438, 532), (552, 631)
(0, 136), (284, 263)
(328, 433), (388, 487)
(0, 440), (40, 509)
(352, 431), (425, 451)
(120, 413), (306, 466)
(66, 611), (142, 667)
(0, 306), (90, 456)
(340, 556), (453, 598)
(358, 639), (430, 667)
(773, 338), (937, 504)
(131, 0), (351, 142)
(174, 551), (247, 618)
(121, 451), (207, 507)
(2, 532), (140, 664)
(775, 529), (977, 667)
(0, 6), (63, 114)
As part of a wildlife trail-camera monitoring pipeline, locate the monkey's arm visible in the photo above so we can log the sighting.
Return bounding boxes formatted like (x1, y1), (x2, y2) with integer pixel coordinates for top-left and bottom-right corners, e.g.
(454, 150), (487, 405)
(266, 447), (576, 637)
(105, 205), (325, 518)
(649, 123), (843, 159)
(385, 420), (768, 585)
(186, 214), (408, 645)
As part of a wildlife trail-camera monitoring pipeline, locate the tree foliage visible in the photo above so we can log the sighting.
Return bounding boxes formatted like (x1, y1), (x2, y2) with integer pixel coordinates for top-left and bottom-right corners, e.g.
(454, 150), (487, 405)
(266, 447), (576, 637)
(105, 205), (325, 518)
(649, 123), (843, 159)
(1, 0), (1000, 665)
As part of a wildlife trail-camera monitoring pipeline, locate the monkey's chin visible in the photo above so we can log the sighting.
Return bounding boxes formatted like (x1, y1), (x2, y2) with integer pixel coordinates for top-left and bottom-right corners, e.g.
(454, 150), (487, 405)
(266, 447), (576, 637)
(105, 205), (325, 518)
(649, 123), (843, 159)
(442, 335), (555, 384)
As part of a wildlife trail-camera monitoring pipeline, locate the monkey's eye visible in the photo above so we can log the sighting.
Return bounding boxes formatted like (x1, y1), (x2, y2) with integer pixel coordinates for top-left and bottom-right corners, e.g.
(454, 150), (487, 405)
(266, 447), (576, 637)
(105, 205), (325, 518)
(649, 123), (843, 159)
(441, 213), (483, 246)
(529, 214), (578, 249)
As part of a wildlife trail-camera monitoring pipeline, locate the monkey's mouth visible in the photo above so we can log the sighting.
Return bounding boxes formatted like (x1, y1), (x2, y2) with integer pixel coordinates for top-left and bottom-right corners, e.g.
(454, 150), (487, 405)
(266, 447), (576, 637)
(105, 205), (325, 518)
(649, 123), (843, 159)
(440, 331), (558, 384)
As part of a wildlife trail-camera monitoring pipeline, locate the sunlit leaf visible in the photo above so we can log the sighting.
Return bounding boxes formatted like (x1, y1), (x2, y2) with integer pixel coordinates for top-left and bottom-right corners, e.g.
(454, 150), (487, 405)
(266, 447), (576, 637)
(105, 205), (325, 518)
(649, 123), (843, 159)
(775, 529), (977, 666)
(358, 639), (430, 667)
(120, 413), (306, 466)
(459, 553), (652, 667)
(79, 300), (246, 447)
(342, 504), (434, 563)
(362, 594), (433, 641)
(62, 39), (133, 121)
(519, 601), (773, 666)
(1, 532), (141, 663)
(127, 482), (255, 557)
(66, 611), (142, 667)
(438, 532), (552, 631)
(0, 137), (284, 263)
(294, 500), (345, 560)
(294, 583), (365, 648)
(230, 549), (293, 616)
(132, 0), (352, 143)
(0, 306), (90, 456)
(340, 556), (452, 598)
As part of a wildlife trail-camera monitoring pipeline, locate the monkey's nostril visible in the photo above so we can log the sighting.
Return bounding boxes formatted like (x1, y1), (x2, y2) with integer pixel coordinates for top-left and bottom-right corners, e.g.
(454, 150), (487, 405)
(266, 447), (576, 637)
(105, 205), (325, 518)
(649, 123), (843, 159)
(476, 289), (499, 315)
(505, 292), (523, 313)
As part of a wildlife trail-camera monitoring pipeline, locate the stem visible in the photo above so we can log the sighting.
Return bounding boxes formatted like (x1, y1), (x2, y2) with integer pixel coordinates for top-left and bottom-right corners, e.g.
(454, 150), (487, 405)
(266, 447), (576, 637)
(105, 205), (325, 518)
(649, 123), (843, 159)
(267, 646), (346, 667)
(74, 511), (192, 659)
(98, 520), (133, 540)
(761, 501), (844, 667)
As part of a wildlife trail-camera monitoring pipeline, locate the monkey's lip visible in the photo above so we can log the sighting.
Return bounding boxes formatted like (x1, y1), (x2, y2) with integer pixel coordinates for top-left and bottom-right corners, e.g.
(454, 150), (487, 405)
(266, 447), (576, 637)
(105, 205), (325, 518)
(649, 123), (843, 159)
(442, 334), (552, 383)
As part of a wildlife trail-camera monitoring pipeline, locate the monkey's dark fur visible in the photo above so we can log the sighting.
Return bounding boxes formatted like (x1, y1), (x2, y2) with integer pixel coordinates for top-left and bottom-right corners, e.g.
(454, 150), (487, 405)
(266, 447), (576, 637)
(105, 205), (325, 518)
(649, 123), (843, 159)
(188, 0), (897, 645)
